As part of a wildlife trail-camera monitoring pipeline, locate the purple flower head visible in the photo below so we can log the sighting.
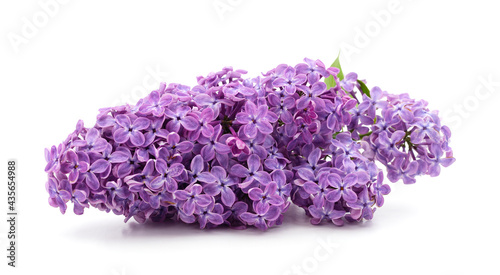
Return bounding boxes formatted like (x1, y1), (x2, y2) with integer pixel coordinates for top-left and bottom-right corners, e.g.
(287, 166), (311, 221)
(377, 130), (407, 159)
(295, 58), (328, 84)
(124, 159), (157, 192)
(78, 156), (108, 191)
(188, 107), (215, 140)
(348, 104), (372, 139)
(373, 109), (400, 134)
(236, 130), (269, 160)
(370, 171), (390, 207)
(142, 188), (174, 209)
(199, 124), (231, 162)
(144, 117), (169, 143)
(359, 86), (388, 118)
(195, 202), (224, 229)
(425, 143), (456, 177)
(410, 118), (441, 144)
(296, 147), (328, 173)
(387, 157), (419, 184)
(271, 170), (292, 198)
(240, 203), (281, 231)
(116, 147), (141, 178)
(230, 154), (271, 189)
(308, 201), (345, 225)
(186, 155), (217, 185)
(103, 178), (132, 209)
(165, 133), (194, 154)
(268, 93), (295, 124)
(391, 102), (414, 123)
(222, 201), (248, 229)
(262, 63), (288, 88)
(325, 172), (358, 203)
(60, 150), (89, 183)
(236, 100), (275, 138)
(44, 143), (65, 173)
(296, 82), (328, 112)
(174, 184), (212, 216)
(272, 66), (307, 94)
(223, 82), (255, 101)
(164, 106), (199, 132)
(347, 188), (375, 221)
(150, 159), (184, 192)
(46, 177), (70, 214)
(340, 72), (359, 92)
(324, 97), (356, 132)
(248, 182), (284, 210)
(59, 180), (89, 215)
(113, 115), (150, 146)
(44, 57), (455, 230)
(285, 117), (320, 148)
(194, 89), (234, 118)
(330, 133), (366, 165)
(301, 170), (331, 206)
(138, 84), (175, 116)
(203, 166), (237, 207)
(72, 128), (108, 152)
(225, 129), (251, 157)
(91, 144), (129, 178)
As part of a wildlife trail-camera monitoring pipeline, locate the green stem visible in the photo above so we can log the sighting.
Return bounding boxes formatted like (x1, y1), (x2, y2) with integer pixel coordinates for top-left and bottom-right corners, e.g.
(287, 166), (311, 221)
(358, 131), (373, 139)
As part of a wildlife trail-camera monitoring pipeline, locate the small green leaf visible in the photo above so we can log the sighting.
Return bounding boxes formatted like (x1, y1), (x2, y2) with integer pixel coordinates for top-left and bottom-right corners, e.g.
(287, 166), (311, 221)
(331, 55), (344, 81)
(357, 79), (370, 97)
(324, 53), (344, 89)
(324, 73), (335, 90)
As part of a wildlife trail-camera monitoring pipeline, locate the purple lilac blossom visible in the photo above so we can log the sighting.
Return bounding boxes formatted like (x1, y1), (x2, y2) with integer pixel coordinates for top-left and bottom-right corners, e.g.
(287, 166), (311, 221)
(44, 57), (455, 230)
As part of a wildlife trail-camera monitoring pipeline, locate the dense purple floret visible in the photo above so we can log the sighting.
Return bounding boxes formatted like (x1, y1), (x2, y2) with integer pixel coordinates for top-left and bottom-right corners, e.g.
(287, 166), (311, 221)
(44, 58), (455, 230)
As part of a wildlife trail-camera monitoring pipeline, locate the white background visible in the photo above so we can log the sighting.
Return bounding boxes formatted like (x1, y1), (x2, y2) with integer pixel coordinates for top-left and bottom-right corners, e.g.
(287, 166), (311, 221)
(1, 1), (499, 274)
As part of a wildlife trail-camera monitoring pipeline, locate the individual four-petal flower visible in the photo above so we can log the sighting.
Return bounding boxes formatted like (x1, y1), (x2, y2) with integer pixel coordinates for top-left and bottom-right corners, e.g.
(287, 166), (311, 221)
(113, 115), (151, 146)
(174, 184), (212, 216)
(325, 173), (358, 203)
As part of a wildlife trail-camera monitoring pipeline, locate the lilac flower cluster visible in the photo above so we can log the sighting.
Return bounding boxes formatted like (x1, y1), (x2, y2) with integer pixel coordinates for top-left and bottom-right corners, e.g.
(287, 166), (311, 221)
(44, 58), (455, 230)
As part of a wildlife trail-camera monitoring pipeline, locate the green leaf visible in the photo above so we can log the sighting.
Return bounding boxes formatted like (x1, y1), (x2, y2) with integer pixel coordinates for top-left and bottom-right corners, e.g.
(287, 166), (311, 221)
(324, 53), (344, 89)
(324, 72), (335, 90)
(332, 55), (344, 81)
(357, 79), (370, 97)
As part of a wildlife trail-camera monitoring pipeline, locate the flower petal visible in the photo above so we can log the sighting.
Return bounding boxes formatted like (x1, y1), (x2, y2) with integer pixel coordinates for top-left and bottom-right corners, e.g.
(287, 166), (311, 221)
(303, 182), (320, 195)
(247, 154), (261, 173)
(133, 117), (151, 130)
(130, 131), (145, 147)
(248, 187), (263, 201)
(85, 172), (100, 190)
(203, 183), (220, 196)
(244, 123), (257, 138)
(169, 163), (185, 177)
(90, 159), (109, 173)
(196, 195), (212, 207)
(190, 155), (204, 174)
(181, 116), (199, 131)
(325, 189), (341, 203)
(342, 189), (358, 203)
(221, 188), (235, 207)
(115, 115), (131, 128)
(198, 172), (217, 183)
(113, 128), (130, 144)
(230, 164), (249, 178)
(256, 121), (273, 134)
